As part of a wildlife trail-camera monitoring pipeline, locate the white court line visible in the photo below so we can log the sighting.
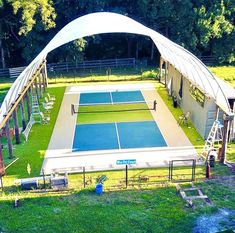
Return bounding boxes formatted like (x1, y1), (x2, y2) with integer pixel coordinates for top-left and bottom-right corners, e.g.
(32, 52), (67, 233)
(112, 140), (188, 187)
(115, 122), (121, 149)
(110, 91), (113, 104)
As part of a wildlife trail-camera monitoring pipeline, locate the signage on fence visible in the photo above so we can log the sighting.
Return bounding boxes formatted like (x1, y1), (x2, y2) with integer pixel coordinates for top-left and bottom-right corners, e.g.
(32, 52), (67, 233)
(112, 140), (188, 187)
(116, 159), (136, 165)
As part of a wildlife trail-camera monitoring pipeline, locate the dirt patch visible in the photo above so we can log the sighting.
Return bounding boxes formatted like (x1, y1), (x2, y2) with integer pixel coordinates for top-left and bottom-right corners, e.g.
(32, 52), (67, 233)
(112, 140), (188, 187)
(193, 208), (235, 233)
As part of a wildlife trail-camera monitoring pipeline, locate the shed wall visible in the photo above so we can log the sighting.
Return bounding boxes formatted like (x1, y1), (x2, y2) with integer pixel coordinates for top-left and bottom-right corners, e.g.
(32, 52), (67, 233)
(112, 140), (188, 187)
(167, 64), (218, 139)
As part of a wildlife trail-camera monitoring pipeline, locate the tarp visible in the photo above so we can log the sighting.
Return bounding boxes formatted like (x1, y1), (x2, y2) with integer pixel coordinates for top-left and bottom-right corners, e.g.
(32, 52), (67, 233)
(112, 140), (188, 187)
(0, 12), (233, 127)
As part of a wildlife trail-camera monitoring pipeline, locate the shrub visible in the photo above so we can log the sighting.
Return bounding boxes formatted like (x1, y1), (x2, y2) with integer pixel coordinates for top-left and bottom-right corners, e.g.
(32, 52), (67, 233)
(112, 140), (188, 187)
(141, 69), (160, 80)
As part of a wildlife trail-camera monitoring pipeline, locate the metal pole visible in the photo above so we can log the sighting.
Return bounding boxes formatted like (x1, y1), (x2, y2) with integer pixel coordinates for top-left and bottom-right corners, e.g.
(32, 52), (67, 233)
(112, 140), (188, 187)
(192, 160), (196, 181)
(168, 161), (171, 181)
(20, 100), (26, 131)
(5, 118), (13, 159)
(83, 167), (85, 188)
(0, 176), (3, 190)
(12, 108), (20, 144)
(206, 162), (210, 179)
(0, 140), (5, 177)
(42, 169), (46, 189)
(125, 165), (128, 188)
(25, 91), (31, 122)
(220, 114), (232, 164)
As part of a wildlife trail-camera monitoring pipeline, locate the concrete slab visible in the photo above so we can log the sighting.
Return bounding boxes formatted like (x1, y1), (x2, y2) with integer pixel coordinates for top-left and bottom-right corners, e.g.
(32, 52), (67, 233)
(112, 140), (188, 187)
(41, 83), (201, 175)
(142, 89), (192, 147)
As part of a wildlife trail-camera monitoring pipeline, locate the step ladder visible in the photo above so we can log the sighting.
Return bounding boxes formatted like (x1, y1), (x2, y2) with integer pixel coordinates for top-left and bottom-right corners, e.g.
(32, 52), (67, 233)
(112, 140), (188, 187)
(31, 91), (42, 124)
(201, 120), (223, 157)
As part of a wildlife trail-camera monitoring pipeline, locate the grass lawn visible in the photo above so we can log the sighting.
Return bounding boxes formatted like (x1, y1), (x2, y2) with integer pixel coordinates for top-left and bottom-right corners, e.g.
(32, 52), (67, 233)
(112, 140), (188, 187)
(77, 103), (153, 124)
(2, 86), (65, 187)
(0, 66), (234, 232)
(209, 66), (235, 86)
(156, 85), (204, 149)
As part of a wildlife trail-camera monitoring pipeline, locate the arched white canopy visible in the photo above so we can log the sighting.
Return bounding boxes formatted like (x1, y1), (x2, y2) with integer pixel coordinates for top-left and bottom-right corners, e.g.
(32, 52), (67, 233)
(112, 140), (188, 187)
(0, 12), (232, 127)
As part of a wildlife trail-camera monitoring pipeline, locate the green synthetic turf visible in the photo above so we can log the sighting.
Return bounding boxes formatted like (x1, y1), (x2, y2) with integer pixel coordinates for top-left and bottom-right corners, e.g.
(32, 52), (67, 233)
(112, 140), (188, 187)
(77, 103), (153, 124)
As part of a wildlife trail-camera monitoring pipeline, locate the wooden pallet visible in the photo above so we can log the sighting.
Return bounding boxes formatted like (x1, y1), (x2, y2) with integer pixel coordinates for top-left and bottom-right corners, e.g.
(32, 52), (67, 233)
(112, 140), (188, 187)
(176, 183), (213, 207)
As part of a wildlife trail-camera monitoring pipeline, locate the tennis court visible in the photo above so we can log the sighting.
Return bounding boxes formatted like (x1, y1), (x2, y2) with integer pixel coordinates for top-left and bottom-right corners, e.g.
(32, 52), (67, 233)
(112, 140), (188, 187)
(73, 90), (166, 152)
(42, 84), (199, 174)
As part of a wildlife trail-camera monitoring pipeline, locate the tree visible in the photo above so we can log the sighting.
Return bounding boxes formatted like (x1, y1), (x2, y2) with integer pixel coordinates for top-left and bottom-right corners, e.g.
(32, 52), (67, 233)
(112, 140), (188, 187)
(11, 0), (56, 35)
(194, 0), (234, 61)
(0, 0), (56, 67)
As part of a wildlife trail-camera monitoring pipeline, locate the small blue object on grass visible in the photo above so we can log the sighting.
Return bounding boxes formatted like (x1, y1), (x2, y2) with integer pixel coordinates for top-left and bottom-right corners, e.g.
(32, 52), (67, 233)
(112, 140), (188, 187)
(95, 184), (103, 195)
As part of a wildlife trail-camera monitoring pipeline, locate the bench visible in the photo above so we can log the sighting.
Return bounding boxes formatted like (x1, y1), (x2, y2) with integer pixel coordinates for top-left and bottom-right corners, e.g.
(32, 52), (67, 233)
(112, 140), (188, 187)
(22, 116), (35, 141)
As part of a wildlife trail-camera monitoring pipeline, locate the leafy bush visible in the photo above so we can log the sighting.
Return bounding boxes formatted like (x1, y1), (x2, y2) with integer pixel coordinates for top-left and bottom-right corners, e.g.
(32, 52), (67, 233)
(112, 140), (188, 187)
(141, 69), (160, 80)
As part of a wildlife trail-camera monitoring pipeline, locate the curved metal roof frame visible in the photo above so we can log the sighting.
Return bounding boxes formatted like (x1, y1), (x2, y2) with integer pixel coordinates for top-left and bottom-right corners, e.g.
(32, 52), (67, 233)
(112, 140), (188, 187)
(0, 12), (232, 127)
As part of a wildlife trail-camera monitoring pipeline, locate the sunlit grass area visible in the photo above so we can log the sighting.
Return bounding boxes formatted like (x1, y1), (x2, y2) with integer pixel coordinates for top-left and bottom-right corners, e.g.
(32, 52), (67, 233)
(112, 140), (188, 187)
(0, 66), (234, 232)
(209, 66), (235, 87)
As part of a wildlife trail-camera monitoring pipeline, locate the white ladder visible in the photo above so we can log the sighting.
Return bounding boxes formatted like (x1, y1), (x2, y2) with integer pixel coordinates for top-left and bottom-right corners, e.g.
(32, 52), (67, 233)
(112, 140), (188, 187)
(31, 91), (42, 123)
(201, 120), (223, 156)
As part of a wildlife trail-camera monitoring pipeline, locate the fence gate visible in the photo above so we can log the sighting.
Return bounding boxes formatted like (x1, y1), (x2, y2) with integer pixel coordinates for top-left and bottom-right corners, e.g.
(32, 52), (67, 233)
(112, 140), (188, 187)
(168, 159), (196, 182)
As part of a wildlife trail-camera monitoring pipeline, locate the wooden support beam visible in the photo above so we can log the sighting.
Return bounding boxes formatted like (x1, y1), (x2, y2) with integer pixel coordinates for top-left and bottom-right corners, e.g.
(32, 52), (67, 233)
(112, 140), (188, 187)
(165, 61), (168, 87)
(5, 119), (13, 159)
(38, 73), (42, 98)
(159, 56), (163, 83)
(12, 108), (20, 144)
(42, 69), (46, 92)
(25, 91), (31, 122)
(20, 100), (26, 131)
(0, 140), (5, 176)
(220, 119), (229, 164)
(0, 61), (45, 130)
(44, 63), (48, 87)
(34, 77), (39, 100)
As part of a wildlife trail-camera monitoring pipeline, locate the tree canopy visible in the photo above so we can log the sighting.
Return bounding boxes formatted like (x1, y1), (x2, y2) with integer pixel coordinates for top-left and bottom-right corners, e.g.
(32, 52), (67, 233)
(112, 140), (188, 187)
(0, 0), (234, 68)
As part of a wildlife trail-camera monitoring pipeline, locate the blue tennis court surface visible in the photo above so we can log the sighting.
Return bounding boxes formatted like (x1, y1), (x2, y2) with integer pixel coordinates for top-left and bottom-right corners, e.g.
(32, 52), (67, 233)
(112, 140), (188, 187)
(79, 90), (144, 104)
(118, 121), (167, 149)
(73, 121), (167, 152)
(73, 123), (119, 151)
(112, 91), (145, 103)
(79, 92), (111, 104)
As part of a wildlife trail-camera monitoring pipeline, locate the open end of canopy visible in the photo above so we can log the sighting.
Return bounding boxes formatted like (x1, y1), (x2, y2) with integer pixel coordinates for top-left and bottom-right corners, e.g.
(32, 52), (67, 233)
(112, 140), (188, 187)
(0, 12), (232, 128)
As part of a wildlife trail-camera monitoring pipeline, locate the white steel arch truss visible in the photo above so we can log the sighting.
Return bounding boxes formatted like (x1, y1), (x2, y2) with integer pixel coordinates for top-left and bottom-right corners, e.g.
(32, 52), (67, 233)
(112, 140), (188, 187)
(0, 12), (232, 127)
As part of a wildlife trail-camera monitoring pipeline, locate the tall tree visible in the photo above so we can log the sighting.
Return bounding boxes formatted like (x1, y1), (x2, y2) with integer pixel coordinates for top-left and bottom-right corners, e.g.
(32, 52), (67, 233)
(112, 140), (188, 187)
(0, 0), (56, 67)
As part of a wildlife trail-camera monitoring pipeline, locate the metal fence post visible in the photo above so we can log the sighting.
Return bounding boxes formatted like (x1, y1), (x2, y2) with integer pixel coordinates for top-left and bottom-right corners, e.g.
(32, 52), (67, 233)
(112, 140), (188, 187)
(125, 165), (128, 188)
(168, 161), (172, 181)
(192, 160), (196, 181)
(0, 176), (3, 190)
(42, 169), (46, 189)
(83, 167), (86, 188)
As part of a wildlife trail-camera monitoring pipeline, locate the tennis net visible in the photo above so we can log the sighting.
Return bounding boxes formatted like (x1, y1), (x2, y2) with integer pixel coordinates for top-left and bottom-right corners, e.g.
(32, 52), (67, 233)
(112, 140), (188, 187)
(71, 100), (156, 115)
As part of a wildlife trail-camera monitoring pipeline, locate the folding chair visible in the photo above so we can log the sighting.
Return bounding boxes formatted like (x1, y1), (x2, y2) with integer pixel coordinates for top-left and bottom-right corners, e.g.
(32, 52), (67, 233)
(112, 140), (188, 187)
(47, 93), (56, 102)
(178, 111), (190, 126)
(40, 112), (50, 124)
(42, 102), (53, 112)
(44, 97), (54, 106)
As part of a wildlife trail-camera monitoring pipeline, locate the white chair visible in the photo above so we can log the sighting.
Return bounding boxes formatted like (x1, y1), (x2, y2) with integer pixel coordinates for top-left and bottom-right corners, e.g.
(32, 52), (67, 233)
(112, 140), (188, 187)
(42, 102), (53, 112)
(40, 112), (50, 124)
(178, 112), (191, 126)
(44, 97), (54, 106)
(47, 93), (56, 102)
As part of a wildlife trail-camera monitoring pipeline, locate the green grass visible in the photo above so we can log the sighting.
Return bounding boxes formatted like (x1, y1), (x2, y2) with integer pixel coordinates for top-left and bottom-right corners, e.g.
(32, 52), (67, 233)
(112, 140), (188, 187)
(2, 86), (65, 187)
(157, 85), (204, 149)
(0, 188), (196, 233)
(209, 66), (235, 86)
(0, 67), (235, 232)
(77, 103), (153, 124)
